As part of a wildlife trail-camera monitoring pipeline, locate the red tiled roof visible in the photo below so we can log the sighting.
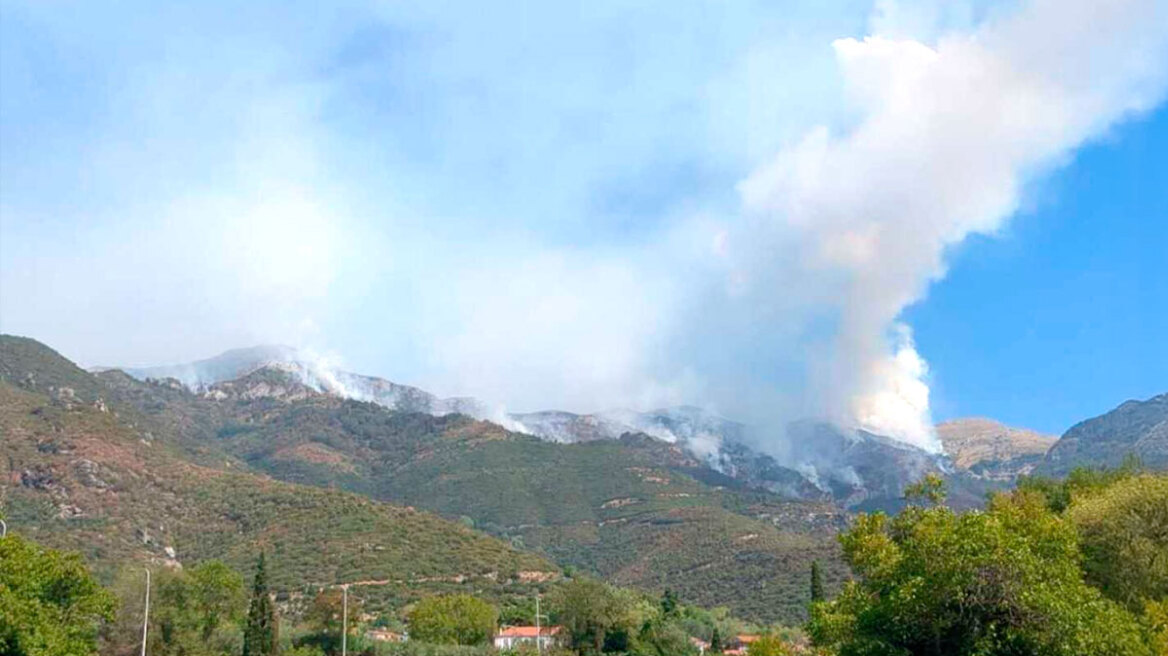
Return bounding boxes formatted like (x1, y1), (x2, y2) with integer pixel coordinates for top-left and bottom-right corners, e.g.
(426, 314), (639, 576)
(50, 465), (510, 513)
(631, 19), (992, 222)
(496, 626), (562, 638)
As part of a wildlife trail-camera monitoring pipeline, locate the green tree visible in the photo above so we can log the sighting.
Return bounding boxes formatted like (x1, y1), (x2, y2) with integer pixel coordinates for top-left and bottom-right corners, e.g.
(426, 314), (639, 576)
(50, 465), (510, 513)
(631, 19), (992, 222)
(407, 594), (497, 646)
(105, 567), (153, 656)
(548, 578), (631, 654)
(1068, 473), (1168, 609)
(903, 472), (947, 506)
(809, 561), (824, 604)
(243, 553), (278, 656)
(189, 560), (246, 641)
(808, 482), (1155, 655)
(0, 532), (115, 656)
(117, 562), (245, 656)
(660, 589), (679, 617)
(1144, 599), (1168, 656)
(709, 627), (723, 654)
(297, 588), (363, 655)
(499, 596), (537, 627)
(633, 616), (696, 656)
(746, 634), (794, 656)
(1018, 458), (1143, 513)
(282, 647), (325, 656)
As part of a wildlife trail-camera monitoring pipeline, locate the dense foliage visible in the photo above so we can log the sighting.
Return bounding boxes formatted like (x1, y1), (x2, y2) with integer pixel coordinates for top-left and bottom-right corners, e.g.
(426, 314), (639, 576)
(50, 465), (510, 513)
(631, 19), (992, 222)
(546, 578), (736, 656)
(407, 594), (498, 646)
(745, 634), (795, 656)
(211, 399), (845, 624)
(808, 472), (1167, 655)
(293, 588), (365, 655)
(0, 526), (782, 656)
(1067, 473), (1168, 609)
(550, 578), (641, 654)
(0, 532), (115, 656)
(104, 561), (246, 656)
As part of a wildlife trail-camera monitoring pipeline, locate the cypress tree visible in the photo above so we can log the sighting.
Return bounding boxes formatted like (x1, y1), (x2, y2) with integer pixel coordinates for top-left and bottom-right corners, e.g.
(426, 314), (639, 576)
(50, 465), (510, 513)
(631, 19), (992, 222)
(709, 627), (723, 654)
(661, 589), (679, 616)
(243, 552), (278, 656)
(810, 560), (825, 603)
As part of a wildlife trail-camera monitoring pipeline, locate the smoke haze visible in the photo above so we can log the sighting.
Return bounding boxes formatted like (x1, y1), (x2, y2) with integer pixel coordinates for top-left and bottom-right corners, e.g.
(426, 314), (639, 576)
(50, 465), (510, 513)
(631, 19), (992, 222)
(1, 0), (1166, 454)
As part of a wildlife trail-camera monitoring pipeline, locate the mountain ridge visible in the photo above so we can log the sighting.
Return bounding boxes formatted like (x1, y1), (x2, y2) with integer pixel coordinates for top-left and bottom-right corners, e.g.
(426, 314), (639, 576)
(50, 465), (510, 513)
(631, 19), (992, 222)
(9, 335), (1164, 624)
(936, 417), (1056, 481)
(100, 345), (954, 508)
(0, 336), (559, 616)
(75, 344), (852, 622)
(1039, 392), (1168, 475)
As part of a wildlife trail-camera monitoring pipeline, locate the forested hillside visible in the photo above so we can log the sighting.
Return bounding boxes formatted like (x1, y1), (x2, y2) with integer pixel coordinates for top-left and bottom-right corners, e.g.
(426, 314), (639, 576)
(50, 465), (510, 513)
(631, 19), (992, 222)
(2, 335), (847, 623)
(0, 337), (557, 615)
(5, 334), (1164, 634)
(93, 350), (849, 623)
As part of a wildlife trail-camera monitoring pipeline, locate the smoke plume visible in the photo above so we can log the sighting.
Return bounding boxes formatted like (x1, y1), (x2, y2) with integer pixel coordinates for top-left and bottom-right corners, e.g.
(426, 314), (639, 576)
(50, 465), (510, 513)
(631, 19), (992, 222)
(3, 0), (1167, 458)
(722, 0), (1168, 450)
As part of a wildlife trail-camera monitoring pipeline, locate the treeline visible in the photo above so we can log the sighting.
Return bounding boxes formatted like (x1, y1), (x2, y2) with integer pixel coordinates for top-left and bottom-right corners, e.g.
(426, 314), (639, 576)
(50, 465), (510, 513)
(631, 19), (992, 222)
(0, 528), (786, 656)
(807, 463), (1168, 655)
(5, 462), (1164, 656)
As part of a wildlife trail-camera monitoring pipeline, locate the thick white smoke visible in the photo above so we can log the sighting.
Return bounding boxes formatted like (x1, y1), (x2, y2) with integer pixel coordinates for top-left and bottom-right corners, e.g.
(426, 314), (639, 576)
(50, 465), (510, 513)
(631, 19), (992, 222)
(732, 0), (1168, 451)
(6, 0), (1167, 460)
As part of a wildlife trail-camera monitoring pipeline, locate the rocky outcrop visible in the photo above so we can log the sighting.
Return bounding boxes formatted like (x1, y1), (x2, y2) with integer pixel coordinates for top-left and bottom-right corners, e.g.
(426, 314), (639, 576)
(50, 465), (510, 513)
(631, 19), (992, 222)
(204, 366), (320, 402)
(72, 458), (120, 489)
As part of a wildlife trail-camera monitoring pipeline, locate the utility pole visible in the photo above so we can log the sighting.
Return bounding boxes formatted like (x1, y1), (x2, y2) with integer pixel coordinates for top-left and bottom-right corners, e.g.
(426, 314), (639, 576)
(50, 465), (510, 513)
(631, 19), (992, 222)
(535, 594), (550, 655)
(140, 569), (151, 656)
(342, 584), (348, 656)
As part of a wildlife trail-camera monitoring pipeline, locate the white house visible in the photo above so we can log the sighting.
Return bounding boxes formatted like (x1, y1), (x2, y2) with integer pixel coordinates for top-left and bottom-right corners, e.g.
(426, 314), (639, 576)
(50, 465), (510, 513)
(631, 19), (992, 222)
(493, 625), (563, 650)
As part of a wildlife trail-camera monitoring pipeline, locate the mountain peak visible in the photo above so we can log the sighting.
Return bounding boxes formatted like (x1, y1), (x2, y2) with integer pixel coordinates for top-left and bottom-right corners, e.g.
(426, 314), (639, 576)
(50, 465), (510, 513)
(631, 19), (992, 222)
(201, 363), (323, 403)
(1040, 392), (1168, 476)
(936, 417), (1056, 471)
(111, 344), (300, 388)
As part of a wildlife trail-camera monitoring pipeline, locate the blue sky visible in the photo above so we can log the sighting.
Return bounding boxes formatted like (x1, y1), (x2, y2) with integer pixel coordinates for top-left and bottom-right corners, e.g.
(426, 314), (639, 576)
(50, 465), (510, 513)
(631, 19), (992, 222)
(1, 0), (1164, 444)
(910, 106), (1168, 433)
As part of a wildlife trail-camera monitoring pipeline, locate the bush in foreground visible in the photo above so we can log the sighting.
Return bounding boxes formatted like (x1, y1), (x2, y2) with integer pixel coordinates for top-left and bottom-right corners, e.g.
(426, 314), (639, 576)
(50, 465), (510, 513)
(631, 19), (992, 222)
(808, 482), (1156, 655)
(0, 532), (115, 656)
